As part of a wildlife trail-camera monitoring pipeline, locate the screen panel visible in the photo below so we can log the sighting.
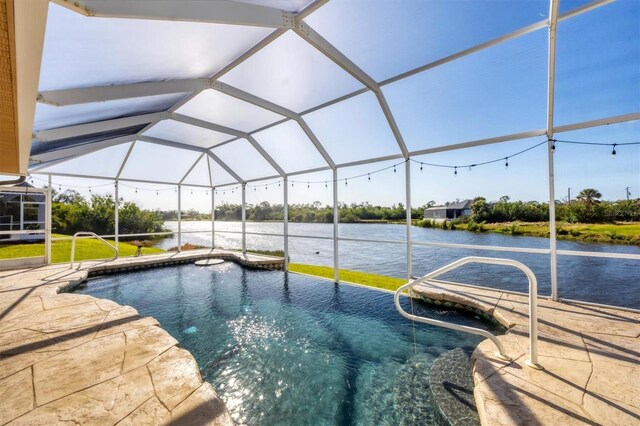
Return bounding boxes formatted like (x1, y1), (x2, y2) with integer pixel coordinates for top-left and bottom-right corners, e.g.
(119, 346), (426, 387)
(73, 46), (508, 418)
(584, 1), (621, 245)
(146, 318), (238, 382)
(39, 3), (272, 90)
(384, 28), (547, 152)
(177, 89), (284, 132)
(303, 92), (401, 164)
(219, 31), (363, 112)
(253, 121), (328, 173)
(143, 120), (232, 148)
(119, 141), (202, 183)
(305, 0), (549, 81)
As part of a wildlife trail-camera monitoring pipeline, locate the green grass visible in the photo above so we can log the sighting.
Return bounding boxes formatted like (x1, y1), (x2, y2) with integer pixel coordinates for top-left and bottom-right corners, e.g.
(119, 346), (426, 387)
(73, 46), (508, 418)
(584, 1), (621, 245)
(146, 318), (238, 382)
(454, 221), (640, 245)
(0, 234), (165, 263)
(288, 263), (406, 292)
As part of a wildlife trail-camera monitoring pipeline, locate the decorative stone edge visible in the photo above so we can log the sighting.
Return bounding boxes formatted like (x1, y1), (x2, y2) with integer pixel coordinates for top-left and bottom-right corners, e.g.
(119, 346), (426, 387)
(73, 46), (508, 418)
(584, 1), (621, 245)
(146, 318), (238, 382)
(410, 285), (513, 330)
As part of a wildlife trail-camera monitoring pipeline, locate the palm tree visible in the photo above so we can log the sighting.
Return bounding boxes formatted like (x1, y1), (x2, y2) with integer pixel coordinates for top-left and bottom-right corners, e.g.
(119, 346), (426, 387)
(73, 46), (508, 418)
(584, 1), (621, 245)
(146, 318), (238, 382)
(576, 188), (602, 205)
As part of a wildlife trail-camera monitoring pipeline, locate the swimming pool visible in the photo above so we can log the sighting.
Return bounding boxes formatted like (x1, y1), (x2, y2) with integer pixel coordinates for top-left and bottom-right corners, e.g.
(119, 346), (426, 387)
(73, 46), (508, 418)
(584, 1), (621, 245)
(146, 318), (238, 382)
(77, 263), (501, 425)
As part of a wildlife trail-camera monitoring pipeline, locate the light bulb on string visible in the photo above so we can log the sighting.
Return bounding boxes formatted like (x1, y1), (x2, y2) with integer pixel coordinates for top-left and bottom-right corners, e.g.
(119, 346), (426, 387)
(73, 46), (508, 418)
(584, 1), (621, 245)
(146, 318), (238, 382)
(345, 179), (348, 186)
(505, 157), (509, 168)
(368, 173), (371, 181)
(325, 181), (327, 188)
(420, 162), (423, 172)
(265, 185), (267, 191)
(135, 188), (138, 194)
(454, 167), (457, 176)
(89, 187), (92, 193)
(156, 190), (158, 196)
(611, 144), (617, 159)
(307, 182), (310, 189)
(393, 165), (396, 173)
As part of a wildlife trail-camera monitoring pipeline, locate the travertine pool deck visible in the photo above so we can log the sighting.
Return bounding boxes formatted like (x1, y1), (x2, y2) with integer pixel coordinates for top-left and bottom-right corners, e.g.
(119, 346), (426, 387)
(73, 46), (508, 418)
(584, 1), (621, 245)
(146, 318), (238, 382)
(412, 281), (640, 426)
(0, 249), (282, 425)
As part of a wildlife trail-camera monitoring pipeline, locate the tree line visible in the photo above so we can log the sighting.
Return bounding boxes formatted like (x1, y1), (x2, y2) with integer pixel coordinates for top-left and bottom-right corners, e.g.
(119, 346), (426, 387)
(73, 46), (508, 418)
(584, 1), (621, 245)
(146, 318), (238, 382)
(52, 190), (167, 237)
(163, 188), (639, 225)
(160, 201), (423, 223)
(467, 189), (638, 224)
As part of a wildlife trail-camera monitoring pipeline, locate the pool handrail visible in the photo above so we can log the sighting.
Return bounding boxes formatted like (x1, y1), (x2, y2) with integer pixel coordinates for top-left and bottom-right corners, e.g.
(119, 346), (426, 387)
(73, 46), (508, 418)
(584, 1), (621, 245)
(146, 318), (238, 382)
(70, 231), (118, 270)
(394, 256), (541, 368)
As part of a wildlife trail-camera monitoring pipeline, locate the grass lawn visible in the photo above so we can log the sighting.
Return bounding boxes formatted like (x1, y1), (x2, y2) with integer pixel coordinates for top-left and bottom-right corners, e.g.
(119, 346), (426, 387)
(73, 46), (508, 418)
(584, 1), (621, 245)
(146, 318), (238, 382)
(0, 234), (165, 263)
(288, 263), (406, 292)
(455, 221), (640, 245)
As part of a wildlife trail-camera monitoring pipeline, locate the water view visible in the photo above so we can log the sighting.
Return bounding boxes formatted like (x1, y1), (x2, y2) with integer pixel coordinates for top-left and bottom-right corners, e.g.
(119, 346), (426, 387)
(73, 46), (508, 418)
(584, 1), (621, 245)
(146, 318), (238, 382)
(157, 221), (640, 309)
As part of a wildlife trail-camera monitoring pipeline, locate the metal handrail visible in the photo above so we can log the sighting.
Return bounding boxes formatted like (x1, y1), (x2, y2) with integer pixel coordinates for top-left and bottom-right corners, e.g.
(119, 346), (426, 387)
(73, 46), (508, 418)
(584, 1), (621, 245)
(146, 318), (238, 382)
(70, 232), (118, 270)
(394, 256), (541, 369)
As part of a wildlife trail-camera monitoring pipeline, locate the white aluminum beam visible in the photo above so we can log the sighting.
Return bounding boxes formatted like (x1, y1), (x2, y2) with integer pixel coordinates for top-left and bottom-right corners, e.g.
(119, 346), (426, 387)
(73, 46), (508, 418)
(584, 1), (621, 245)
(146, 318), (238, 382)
(38, 79), (208, 106)
(30, 135), (135, 163)
(179, 153), (206, 184)
(206, 151), (244, 184)
(546, 0), (560, 301)
(553, 112), (640, 133)
(245, 135), (286, 177)
(70, 0), (295, 28)
(137, 135), (206, 153)
(295, 20), (408, 158)
(116, 141), (137, 179)
(171, 113), (244, 138)
(33, 112), (163, 141)
(212, 81), (296, 119)
(296, 119), (336, 169)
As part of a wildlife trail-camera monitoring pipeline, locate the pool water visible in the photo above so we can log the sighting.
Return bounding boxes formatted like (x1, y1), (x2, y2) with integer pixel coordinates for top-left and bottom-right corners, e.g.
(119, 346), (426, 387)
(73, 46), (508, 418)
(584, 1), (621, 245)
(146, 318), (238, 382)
(77, 263), (501, 425)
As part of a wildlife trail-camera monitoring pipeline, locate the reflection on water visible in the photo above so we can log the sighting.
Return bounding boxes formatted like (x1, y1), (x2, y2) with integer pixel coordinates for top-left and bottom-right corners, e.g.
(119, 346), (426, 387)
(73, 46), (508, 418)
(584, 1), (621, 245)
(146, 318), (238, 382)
(157, 221), (640, 308)
(78, 264), (500, 425)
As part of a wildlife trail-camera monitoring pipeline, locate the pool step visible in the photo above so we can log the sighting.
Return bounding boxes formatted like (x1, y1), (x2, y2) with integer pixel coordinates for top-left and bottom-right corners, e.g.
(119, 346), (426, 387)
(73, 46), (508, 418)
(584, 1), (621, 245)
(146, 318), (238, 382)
(429, 348), (480, 426)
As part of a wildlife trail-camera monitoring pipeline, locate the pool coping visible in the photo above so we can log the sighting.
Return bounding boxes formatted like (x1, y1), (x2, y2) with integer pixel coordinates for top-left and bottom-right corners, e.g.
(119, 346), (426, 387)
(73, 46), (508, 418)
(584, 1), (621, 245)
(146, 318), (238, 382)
(0, 249), (282, 425)
(410, 282), (640, 425)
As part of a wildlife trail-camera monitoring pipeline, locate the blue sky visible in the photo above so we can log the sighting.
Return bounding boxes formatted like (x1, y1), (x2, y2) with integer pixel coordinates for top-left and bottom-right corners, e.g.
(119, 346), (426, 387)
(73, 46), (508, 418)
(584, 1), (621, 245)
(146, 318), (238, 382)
(32, 0), (639, 211)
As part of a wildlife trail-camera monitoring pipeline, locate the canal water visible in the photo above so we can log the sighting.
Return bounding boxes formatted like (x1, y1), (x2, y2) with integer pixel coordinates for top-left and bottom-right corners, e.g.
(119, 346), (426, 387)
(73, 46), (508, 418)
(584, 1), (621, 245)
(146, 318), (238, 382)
(156, 221), (639, 309)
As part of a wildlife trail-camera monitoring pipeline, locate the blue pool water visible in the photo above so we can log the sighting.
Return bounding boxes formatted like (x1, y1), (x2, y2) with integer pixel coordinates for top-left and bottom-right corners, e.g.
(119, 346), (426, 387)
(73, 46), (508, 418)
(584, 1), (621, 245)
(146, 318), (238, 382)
(77, 263), (501, 425)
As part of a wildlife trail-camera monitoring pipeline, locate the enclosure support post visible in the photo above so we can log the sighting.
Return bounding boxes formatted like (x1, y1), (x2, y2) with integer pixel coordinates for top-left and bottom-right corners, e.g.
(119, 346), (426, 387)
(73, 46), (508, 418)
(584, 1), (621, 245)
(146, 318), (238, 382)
(283, 177), (289, 271)
(242, 183), (246, 253)
(211, 188), (215, 249)
(546, 0), (559, 301)
(333, 168), (339, 283)
(45, 176), (52, 265)
(405, 159), (412, 280)
(177, 184), (182, 252)
(114, 180), (119, 257)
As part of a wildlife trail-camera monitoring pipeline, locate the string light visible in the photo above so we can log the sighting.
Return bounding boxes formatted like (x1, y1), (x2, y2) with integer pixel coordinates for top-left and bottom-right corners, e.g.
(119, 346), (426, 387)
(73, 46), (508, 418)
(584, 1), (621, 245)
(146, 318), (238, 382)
(31, 137), (636, 196)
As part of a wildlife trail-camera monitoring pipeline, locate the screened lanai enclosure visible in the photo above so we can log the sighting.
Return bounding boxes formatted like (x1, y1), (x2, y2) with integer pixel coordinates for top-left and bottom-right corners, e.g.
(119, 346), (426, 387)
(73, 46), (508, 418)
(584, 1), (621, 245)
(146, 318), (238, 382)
(3, 0), (639, 309)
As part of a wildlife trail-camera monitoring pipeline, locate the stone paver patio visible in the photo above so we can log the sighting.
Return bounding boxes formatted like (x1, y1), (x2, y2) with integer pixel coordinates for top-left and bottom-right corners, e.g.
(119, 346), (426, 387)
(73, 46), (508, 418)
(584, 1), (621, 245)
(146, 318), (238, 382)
(0, 249), (282, 425)
(1, 250), (637, 425)
(412, 281), (640, 426)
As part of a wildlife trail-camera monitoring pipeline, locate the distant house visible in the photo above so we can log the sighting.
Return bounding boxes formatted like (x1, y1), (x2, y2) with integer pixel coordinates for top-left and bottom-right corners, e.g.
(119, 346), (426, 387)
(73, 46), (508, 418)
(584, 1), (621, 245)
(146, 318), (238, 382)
(0, 182), (46, 242)
(424, 199), (472, 220)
